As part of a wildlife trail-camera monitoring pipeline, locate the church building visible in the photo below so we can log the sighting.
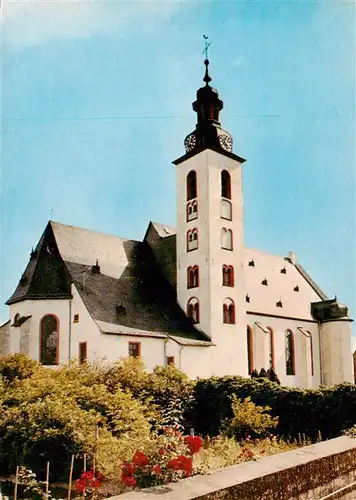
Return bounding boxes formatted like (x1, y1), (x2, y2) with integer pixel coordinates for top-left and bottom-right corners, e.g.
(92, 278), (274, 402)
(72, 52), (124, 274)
(0, 59), (353, 388)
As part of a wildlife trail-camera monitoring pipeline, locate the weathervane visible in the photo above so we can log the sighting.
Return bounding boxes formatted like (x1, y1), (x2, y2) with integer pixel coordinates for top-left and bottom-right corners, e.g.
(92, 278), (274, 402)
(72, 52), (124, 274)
(202, 35), (211, 60)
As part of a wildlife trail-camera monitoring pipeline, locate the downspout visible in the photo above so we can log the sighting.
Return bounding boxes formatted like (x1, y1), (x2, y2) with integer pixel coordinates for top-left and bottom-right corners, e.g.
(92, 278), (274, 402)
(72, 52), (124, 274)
(163, 335), (168, 365)
(318, 323), (323, 385)
(179, 345), (184, 370)
(68, 296), (72, 363)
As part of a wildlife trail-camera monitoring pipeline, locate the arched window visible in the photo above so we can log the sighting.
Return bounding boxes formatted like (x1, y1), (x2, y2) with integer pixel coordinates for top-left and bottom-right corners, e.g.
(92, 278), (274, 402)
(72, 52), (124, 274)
(187, 171), (197, 201)
(221, 228), (233, 250)
(40, 314), (59, 365)
(223, 298), (235, 324)
(267, 327), (275, 371)
(187, 228), (198, 252)
(285, 330), (295, 375)
(187, 266), (199, 289)
(187, 297), (199, 324)
(222, 265), (234, 286)
(221, 199), (232, 220)
(187, 200), (198, 221)
(221, 170), (231, 199)
(13, 313), (21, 326)
(247, 326), (253, 375)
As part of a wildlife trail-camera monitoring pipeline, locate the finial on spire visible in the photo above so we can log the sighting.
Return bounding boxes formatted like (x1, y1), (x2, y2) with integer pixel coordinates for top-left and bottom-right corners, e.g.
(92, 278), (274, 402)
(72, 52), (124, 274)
(202, 35), (212, 85)
(203, 59), (212, 85)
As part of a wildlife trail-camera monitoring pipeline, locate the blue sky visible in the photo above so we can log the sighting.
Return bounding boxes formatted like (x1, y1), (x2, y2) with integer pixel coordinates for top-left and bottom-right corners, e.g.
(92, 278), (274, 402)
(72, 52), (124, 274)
(1, 0), (355, 329)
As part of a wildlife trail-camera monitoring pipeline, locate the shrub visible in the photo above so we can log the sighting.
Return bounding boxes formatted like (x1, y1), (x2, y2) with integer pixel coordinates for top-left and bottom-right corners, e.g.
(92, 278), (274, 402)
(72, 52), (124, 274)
(266, 368), (281, 385)
(221, 396), (278, 440)
(188, 376), (356, 441)
(0, 361), (152, 481)
(98, 359), (194, 431)
(0, 353), (39, 384)
(119, 426), (203, 489)
(194, 435), (297, 473)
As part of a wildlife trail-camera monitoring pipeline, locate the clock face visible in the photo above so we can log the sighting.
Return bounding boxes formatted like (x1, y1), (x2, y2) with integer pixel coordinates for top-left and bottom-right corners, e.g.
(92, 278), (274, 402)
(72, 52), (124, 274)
(219, 133), (233, 152)
(184, 134), (197, 153)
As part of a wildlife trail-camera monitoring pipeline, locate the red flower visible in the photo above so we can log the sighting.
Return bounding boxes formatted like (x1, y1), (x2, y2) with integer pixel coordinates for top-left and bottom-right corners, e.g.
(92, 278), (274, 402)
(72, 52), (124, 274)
(132, 451), (149, 467)
(75, 479), (86, 493)
(121, 473), (136, 487)
(184, 435), (203, 455)
(91, 478), (101, 489)
(158, 448), (166, 455)
(122, 462), (135, 475)
(152, 464), (161, 474)
(167, 458), (181, 471)
(168, 455), (193, 475)
(96, 472), (105, 482)
(82, 471), (95, 481)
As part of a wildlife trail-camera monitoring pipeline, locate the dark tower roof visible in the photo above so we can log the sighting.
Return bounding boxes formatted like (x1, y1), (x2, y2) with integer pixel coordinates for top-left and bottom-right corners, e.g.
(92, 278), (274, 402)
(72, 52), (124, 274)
(173, 58), (245, 165)
(193, 59), (224, 127)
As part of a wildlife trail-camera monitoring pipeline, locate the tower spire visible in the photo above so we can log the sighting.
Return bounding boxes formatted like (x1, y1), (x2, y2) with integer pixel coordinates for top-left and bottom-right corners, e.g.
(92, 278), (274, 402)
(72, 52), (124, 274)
(203, 59), (212, 86)
(202, 35), (212, 86)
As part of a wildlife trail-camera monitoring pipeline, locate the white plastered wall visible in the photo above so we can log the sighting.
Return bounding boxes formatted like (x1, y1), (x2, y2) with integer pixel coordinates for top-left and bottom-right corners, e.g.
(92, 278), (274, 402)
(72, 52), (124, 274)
(320, 319), (354, 386)
(247, 314), (321, 388)
(9, 298), (71, 364)
(176, 149), (247, 377)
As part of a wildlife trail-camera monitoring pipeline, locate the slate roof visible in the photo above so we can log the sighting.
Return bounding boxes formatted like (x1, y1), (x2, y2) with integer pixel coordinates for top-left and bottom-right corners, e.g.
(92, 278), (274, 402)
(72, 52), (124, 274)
(7, 219), (331, 337)
(8, 221), (209, 342)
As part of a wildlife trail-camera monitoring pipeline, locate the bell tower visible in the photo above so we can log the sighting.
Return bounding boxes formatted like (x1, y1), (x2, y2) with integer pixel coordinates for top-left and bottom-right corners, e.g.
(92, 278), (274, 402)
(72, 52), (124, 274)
(173, 57), (248, 376)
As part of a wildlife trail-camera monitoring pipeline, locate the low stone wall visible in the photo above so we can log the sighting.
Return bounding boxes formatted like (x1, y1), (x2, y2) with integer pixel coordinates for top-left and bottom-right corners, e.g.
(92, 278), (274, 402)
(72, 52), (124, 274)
(113, 436), (356, 500)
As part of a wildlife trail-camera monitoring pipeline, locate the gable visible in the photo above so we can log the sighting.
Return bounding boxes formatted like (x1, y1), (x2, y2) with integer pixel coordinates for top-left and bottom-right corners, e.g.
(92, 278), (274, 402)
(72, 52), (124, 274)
(6, 223), (72, 305)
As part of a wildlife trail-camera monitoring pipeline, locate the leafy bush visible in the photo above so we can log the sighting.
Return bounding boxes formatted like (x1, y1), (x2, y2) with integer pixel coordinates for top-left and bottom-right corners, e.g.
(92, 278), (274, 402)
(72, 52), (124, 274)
(194, 435), (297, 473)
(120, 426), (203, 489)
(0, 358), (152, 481)
(0, 353), (39, 384)
(97, 359), (194, 430)
(188, 376), (356, 441)
(221, 396), (278, 440)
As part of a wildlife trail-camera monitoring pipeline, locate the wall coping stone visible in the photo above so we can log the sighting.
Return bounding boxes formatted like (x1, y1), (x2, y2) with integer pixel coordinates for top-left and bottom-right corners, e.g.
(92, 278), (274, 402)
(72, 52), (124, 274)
(111, 436), (356, 500)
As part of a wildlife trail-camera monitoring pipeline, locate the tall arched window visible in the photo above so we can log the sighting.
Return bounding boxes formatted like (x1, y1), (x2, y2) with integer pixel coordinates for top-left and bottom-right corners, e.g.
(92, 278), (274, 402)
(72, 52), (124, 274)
(223, 298), (235, 324)
(221, 170), (231, 199)
(285, 330), (295, 375)
(187, 200), (198, 221)
(187, 266), (199, 289)
(40, 314), (59, 365)
(187, 228), (198, 251)
(187, 297), (199, 324)
(221, 228), (233, 250)
(222, 265), (234, 287)
(187, 171), (197, 200)
(267, 327), (275, 371)
(247, 326), (253, 375)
